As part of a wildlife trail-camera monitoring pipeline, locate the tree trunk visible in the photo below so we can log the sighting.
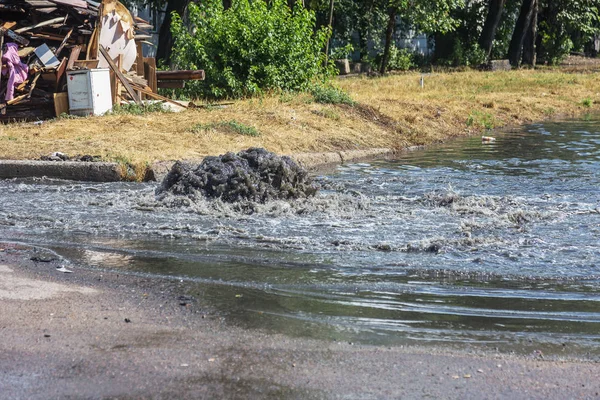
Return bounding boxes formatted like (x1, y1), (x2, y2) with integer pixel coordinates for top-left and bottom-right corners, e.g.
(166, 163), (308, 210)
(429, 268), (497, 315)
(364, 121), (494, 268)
(521, 0), (537, 66)
(508, 0), (536, 67)
(380, 6), (397, 74)
(323, 0), (335, 66)
(479, 0), (506, 60)
(156, 0), (191, 66)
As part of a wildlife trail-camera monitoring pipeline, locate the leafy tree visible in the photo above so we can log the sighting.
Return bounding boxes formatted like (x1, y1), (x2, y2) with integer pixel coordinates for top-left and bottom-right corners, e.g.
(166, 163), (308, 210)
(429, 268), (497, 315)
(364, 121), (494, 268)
(170, 0), (332, 99)
(536, 0), (600, 65)
(380, 0), (464, 73)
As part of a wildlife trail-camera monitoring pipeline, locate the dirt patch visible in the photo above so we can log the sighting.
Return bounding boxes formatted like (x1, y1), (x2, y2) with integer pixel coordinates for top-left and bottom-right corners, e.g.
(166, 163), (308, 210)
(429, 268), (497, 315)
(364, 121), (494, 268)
(0, 264), (96, 300)
(338, 103), (401, 133)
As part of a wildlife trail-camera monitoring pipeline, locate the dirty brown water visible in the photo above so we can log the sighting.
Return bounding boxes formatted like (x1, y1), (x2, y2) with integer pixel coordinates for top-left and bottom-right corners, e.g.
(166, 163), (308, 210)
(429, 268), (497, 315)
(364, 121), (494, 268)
(1, 118), (600, 358)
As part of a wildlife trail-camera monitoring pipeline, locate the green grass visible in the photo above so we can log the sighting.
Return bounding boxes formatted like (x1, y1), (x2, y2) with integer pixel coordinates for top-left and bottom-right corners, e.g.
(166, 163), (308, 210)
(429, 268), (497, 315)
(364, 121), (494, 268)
(466, 110), (496, 130)
(582, 97), (593, 108)
(312, 108), (341, 121)
(110, 102), (170, 115)
(191, 120), (261, 137)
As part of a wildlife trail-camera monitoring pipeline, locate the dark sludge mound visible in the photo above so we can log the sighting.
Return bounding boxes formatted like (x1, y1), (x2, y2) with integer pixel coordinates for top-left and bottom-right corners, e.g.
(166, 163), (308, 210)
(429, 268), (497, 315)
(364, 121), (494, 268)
(156, 148), (318, 203)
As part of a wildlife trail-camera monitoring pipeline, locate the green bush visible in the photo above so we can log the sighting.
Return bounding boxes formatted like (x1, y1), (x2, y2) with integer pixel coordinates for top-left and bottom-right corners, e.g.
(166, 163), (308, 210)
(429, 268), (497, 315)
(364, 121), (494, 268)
(331, 43), (354, 60)
(374, 46), (416, 72)
(171, 0), (333, 99)
(387, 46), (413, 71)
(438, 39), (486, 67)
(309, 84), (355, 105)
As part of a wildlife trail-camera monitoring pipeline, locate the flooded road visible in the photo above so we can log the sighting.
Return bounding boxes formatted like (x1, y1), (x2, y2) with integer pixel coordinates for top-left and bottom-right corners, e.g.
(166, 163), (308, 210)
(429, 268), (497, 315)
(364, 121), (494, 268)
(1, 118), (600, 357)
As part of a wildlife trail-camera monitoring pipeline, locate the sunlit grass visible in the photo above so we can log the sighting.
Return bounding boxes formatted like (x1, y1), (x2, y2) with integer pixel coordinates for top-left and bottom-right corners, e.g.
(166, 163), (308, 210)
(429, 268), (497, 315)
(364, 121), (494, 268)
(0, 68), (598, 180)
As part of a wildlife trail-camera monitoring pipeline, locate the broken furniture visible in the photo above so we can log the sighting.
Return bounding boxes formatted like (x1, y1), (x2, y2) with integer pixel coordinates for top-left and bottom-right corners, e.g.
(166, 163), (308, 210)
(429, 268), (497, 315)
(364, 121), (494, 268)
(0, 0), (205, 122)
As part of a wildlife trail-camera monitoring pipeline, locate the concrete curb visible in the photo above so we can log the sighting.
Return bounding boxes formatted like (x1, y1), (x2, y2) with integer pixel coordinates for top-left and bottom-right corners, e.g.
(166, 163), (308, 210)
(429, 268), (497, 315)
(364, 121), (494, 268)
(0, 147), (412, 182)
(0, 161), (123, 182)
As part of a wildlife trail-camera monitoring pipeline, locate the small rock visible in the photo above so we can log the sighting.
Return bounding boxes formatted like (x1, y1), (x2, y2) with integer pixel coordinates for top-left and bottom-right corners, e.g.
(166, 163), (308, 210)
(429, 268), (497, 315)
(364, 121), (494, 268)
(31, 256), (56, 263)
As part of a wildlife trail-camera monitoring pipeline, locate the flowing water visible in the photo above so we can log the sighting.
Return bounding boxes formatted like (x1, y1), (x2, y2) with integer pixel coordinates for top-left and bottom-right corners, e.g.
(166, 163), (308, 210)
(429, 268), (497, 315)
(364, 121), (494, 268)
(2, 119), (600, 357)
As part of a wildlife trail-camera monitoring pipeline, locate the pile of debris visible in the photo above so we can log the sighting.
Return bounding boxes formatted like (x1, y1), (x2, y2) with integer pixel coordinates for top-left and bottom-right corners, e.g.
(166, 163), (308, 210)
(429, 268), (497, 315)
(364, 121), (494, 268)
(157, 148), (318, 203)
(0, 0), (204, 122)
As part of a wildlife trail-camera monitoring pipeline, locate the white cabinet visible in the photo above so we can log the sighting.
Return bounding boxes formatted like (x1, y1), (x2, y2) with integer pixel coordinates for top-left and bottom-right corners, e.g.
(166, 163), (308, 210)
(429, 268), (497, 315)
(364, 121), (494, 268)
(67, 69), (112, 116)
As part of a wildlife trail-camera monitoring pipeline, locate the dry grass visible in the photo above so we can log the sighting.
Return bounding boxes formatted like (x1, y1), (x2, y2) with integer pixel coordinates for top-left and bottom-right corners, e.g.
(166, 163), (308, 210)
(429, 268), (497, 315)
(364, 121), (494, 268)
(1, 69), (599, 177)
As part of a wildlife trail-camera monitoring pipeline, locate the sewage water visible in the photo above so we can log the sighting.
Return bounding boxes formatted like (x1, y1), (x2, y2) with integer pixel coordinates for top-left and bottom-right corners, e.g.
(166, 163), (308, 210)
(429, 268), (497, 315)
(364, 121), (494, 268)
(1, 119), (600, 356)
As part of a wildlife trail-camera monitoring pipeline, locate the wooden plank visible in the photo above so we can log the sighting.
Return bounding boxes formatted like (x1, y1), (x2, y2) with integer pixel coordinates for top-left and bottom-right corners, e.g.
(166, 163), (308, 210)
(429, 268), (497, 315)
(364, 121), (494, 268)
(55, 57), (67, 91)
(134, 16), (151, 24)
(66, 45), (82, 70)
(48, 0), (87, 8)
(1, 28), (30, 46)
(29, 33), (66, 41)
(156, 70), (205, 81)
(7, 94), (29, 106)
(115, 54), (123, 104)
(136, 23), (154, 30)
(135, 41), (144, 77)
(133, 86), (188, 109)
(35, 7), (58, 13)
(53, 92), (69, 116)
(73, 59), (99, 69)
(55, 27), (74, 57)
(28, 72), (42, 96)
(14, 17), (65, 34)
(143, 57), (157, 93)
(100, 45), (141, 105)
(2, 22), (18, 30)
(148, 65), (156, 94)
(157, 80), (185, 89)
(24, 0), (55, 6)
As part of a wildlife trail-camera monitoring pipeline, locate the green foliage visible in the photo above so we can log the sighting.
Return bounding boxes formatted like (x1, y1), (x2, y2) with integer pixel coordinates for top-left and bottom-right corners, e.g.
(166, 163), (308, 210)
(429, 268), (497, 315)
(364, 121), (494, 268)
(374, 45), (414, 71)
(582, 97), (593, 107)
(312, 0), (388, 61)
(538, 20), (574, 65)
(309, 84), (355, 105)
(171, 0), (333, 99)
(110, 102), (169, 115)
(331, 43), (355, 60)
(438, 39), (486, 67)
(387, 46), (413, 71)
(466, 110), (495, 129)
(191, 120), (261, 137)
(56, 112), (80, 120)
(537, 0), (600, 65)
(410, 51), (432, 68)
(395, 0), (465, 34)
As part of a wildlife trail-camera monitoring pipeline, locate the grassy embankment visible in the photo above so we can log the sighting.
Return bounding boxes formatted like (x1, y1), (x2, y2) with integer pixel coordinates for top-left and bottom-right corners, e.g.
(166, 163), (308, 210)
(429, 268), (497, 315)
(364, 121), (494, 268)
(0, 69), (599, 179)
